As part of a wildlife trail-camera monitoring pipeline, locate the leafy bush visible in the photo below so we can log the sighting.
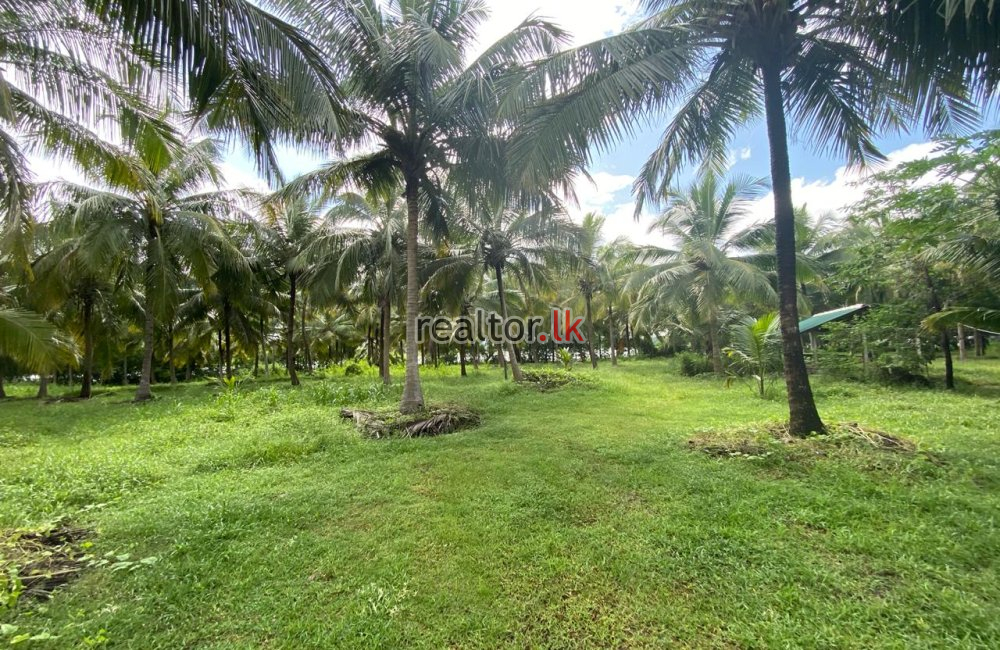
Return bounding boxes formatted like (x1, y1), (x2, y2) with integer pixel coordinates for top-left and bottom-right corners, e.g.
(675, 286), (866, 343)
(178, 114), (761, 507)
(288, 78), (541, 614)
(522, 368), (593, 391)
(677, 352), (713, 377)
(819, 305), (935, 385)
(556, 348), (573, 370)
(311, 382), (400, 406)
(343, 363), (365, 377)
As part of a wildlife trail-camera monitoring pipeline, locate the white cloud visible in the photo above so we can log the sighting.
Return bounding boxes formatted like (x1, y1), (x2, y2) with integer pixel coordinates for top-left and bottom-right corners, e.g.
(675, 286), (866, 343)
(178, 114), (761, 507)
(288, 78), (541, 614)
(745, 141), (939, 225)
(567, 171), (670, 247)
(473, 0), (639, 56)
(569, 141), (943, 246)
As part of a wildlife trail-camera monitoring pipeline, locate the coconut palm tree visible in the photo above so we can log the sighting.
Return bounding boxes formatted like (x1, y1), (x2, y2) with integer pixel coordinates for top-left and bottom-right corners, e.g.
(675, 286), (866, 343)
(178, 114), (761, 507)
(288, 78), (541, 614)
(0, 308), (67, 387)
(0, 0), (178, 274)
(257, 193), (326, 387)
(31, 217), (130, 398)
(304, 193), (406, 385)
(630, 173), (775, 375)
(429, 204), (580, 382)
(596, 241), (637, 366)
(78, 0), (351, 182)
(511, 0), (992, 434)
(47, 137), (243, 401)
(279, 0), (567, 412)
(575, 213), (606, 369)
(744, 205), (846, 314)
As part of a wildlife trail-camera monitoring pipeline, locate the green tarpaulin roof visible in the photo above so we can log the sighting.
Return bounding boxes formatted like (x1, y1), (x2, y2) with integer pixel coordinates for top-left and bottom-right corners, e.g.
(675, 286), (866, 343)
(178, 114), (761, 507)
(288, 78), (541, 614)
(799, 304), (868, 334)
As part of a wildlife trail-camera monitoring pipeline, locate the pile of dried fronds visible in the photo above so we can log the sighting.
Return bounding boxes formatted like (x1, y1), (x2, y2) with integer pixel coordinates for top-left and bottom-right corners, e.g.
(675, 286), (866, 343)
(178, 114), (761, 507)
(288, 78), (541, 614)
(340, 406), (480, 439)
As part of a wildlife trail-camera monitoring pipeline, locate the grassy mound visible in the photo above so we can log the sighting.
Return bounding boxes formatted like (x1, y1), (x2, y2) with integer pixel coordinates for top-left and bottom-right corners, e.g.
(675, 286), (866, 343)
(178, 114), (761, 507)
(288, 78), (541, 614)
(521, 368), (594, 391)
(339, 405), (481, 439)
(688, 421), (920, 463)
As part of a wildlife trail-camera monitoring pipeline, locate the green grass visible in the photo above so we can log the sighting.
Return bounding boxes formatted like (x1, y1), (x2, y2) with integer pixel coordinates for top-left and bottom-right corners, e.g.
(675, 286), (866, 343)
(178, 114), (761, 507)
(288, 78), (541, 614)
(1, 359), (999, 648)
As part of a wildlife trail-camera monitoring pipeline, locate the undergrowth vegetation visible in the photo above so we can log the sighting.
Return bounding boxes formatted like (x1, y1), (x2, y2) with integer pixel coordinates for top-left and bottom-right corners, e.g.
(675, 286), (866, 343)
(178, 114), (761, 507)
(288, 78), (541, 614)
(1, 359), (998, 648)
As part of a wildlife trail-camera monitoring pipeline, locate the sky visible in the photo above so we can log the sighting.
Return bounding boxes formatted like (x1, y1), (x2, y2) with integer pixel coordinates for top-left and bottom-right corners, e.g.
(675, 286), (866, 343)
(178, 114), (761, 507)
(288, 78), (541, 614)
(28, 0), (997, 246)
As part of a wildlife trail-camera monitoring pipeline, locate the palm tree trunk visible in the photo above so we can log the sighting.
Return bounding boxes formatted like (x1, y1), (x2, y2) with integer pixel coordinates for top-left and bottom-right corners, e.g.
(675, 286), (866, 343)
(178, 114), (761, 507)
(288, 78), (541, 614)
(224, 300), (233, 380)
(301, 296), (312, 373)
(400, 178), (425, 412)
(135, 268), (155, 402)
(168, 322), (177, 385)
(974, 329), (984, 357)
(459, 343), (468, 377)
(217, 330), (224, 379)
(923, 267), (954, 389)
(37, 374), (48, 399)
(0, 376), (5, 398)
(287, 272), (300, 386)
(708, 311), (723, 375)
(608, 305), (618, 366)
(762, 62), (824, 435)
(494, 265), (524, 382)
(957, 324), (966, 361)
(367, 324), (373, 365)
(380, 294), (391, 385)
(80, 295), (94, 399)
(584, 293), (598, 369)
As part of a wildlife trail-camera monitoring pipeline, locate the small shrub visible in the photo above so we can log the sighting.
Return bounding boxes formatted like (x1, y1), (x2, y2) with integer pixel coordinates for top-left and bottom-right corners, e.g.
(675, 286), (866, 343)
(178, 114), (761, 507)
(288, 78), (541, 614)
(311, 382), (400, 406)
(677, 352), (713, 377)
(344, 363), (365, 377)
(521, 368), (592, 391)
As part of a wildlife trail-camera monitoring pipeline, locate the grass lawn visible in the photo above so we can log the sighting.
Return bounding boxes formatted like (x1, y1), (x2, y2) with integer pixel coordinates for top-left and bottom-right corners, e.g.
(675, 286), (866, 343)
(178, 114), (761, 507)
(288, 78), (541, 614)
(1, 359), (999, 648)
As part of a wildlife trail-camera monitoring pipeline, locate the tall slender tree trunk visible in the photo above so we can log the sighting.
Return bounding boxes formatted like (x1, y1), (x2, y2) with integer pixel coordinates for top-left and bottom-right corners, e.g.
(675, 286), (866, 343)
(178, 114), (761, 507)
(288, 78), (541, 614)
(459, 343), (467, 377)
(168, 322), (177, 385)
(380, 294), (391, 385)
(708, 311), (723, 375)
(224, 300), (233, 380)
(80, 296), (94, 399)
(974, 329), (984, 357)
(367, 324), (373, 365)
(924, 267), (954, 389)
(957, 324), (966, 361)
(217, 330), (224, 379)
(400, 178), (424, 412)
(762, 62), (824, 435)
(301, 297), (312, 373)
(37, 374), (48, 399)
(0, 376), (5, 398)
(495, 265), (524, 382)
(287, 273), (300, 386)
(940, 330), (955, 389)
(584, 292), (598, 369)
(608, 304), (618, 366)
(135, 235), (156, 402)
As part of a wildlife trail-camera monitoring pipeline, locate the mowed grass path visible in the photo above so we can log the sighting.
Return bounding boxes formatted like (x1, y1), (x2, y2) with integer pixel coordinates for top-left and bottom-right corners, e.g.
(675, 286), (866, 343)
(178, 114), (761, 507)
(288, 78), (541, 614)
(1, 360), (999, 648)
